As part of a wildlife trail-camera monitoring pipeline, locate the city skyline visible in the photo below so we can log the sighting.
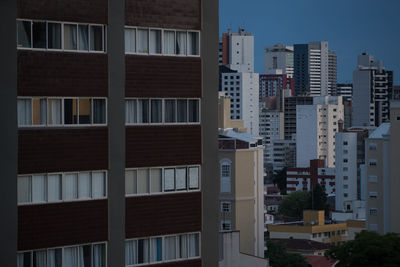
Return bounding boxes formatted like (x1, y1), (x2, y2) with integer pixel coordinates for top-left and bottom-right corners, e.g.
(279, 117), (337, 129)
(219, 0), (400, 84)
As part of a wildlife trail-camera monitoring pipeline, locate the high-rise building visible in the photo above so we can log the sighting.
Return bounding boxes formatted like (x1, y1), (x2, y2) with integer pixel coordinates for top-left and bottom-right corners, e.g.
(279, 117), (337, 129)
(352, 53), (393, 127)
(337, 84), (353, 102)
(268, 139), (296, 172)
(284, 96), (313, 140)
(294, 42), (336, 96)
(220, 72), (260, 135)
(264, 44), (294, 78)
(220, 28), (254, 73)
(296, 96), (344, 168)
(3, 1), (219, 266)
(393, 85), (400, 100)
(365, 102), (400, 234)
(259, 74), (295, 100)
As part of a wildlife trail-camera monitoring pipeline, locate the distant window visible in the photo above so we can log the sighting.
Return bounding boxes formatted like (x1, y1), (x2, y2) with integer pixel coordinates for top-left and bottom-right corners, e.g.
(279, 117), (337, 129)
(221, 220), (231, 231)
(221, 201), (231, 213)
(369, 143), (377, 151)
(220, 160), (231, 193)
(369, 208), (378, 216)
(369, 175), (378, 183)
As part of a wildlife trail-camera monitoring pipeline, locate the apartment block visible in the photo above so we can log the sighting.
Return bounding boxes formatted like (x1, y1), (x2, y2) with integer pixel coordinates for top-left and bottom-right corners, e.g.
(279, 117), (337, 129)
(337, 84), (353, 102)
(268, 139), (296, 172)
(283, 96), (313, 140)
(3, 0), (219, 266)
(259, 74), (295, 100)
(264, 44), (294, 78)
(296, 96), (344, 168)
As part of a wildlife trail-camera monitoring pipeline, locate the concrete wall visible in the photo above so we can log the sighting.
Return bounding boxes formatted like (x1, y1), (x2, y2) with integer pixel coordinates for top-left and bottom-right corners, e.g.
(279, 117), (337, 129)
(389, 105), (400, 233)
(352, 70), (371, 127)
(297, 105), (318, 167)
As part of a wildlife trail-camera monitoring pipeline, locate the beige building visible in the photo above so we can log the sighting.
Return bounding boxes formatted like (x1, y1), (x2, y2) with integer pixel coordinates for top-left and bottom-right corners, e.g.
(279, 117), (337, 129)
(218, 93), (265, 258)
(365, 102), (400, 234)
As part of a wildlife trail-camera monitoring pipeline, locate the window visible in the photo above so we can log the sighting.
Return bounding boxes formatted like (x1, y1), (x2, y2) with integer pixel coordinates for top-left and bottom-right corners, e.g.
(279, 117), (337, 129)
(221, 220), (231, 231)
(33, 21), (46, 48)
(17, 243), (106, 267)
(18, 98), (106, 127)
(369, 143), (377, 150)
(137, 28), (149, 53)
(343, 141), (348, 145)
(17, 171), (107, 205)
(137, 169), (150, 194)
(125, 99), (200, 125)
(343, 167), (348, 171)
(150, 168), (162, 193)
(369, 160), (377, 167)
(149, 29), (162, 54)
(90, 25), (104, 51)
(221, 201), (231, 213)
(17, 20), (31, 48)
(220, 160), (231, 193)
(369, 208), (378, 216)
(343, 159), (348, 163)
(369, 175), (378, 183)
(343, 175), (348, 180)
(125, 28), (136, 53)
(369, 192), (378, 199)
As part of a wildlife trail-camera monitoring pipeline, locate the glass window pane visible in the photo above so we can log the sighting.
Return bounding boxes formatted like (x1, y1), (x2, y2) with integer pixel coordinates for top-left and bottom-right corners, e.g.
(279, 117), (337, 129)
(149, 29), (161, 54)
(17, 20), (31, 48)
(18, 252), (32, 267)
(137, 169), (149, 194)
(150, 168), (162, 193)
(150, 237), (162, 262)
(17, 99), (32, 126)
(178, 234), (188, 259)
(163, 31), (175, 54)
(137, 29), (148, 53)
(93, 99), (106, 124)
(18, 176), (32, 204)
(78, 172), (91, 199)
(125, 99), (137, 124)
(79, 98), (91, 124)
(48, 248), (62, 267)
(33, 250), (47, 267)
(188, 32), (199, 55)
(189, 99), (199, 122)
(125, 170), (137, 195)
(64, 99), (78, 124)
(32, 175), (46, 203)
(92, 172), (106, 198)
(32, 21), (46, 48)
(47, 23), (61, 49)
(165, 236), (176, 260)
(125, 28), (136, 53)
(151, 99), (162, 123)
(79, 245), (92, 267)
(64, 247), (79, 267)
(177, 100), (187, 123)
(47, 174), (62, 202)
(189, 167), (199, 189)
(138, 99), (149, 123)
(78, 25), (89, 51)
(165, 100), (176, 123)
(138, 239), (149, 264)
(65, 173), (78, 200)
(90, 25), (103, 51)
(125, 240), (137, 265)
(164, 169), (175, 191)
(93, 244), (105, 267)
(188, 233), (199, 257)
(32, 98), (46, 125)
(176, 31), (187, 55)
(176, 168), (187, 190)
(48, 99), (62, 125)
(64, 24), (77, 50)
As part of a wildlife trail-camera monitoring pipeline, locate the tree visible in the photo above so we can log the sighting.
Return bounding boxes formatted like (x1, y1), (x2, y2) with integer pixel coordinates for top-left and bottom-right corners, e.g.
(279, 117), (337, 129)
(272, 167), (287, 194)
(310, 184), (328, 212)
(265, 240), (309, 267)
(325, 230), (400, 267)
(278, 190), (310, 219)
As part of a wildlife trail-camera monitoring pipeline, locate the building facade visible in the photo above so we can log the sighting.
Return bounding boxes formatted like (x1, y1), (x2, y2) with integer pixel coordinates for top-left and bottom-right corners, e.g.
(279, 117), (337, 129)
(337, 84), (353, 102)
(328, 50), (337, 96)
(284, 96), (313, 140)
(259, 74), (295, 100)
(352, 53), (393, 127)
(4, 0), (219, 266)
(264, 44), (294, 78)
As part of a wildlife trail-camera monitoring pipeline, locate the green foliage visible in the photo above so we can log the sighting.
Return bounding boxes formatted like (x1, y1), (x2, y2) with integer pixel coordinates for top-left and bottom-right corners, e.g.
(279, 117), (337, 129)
(278, 190), (311, 219)
(272, 167), (287, 194)
(265, 240), (309, 267)
(310, 184), (328, 212)
(325, 230), (400, 267)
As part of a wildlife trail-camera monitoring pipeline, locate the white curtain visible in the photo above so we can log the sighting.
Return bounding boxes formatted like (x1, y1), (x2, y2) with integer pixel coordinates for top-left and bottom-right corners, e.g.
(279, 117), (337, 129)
(18, 176), (31, 204)
(189, 234), (199, 257)
(64, 24), (77, 50)
(78, 25), (89, 51)
(32, 175), (46, 203)
(125, 170), (137, 195)
(150, 169), (162, 193)
(78, 172), (91, 199)
(48, 99), (62, 125)
(48, 248), (62, 267)
(125, 28), (136, 53)
(187, 32), (199, 55)
(176, 168), (187, 190)
(65, 174), (78, 200)
(93, 244), (104, 267)
(149, 29), (161, 54)
(137, 169), (149, 194)
(138, 239), (149, 263)
(125, 240), (137, 265)
(18, 99), (32, 125)
(176, 31), (187, 55)
(178, 235), (188, 259)
(64, 247), (78, 267)
(165, 236), (176, 260)
(92, 172), (105, 198)
(164, 169), (175, 191)
(125, 100), (137, 124)
(189, 167), (199, 189)
(164, 31), (175, 54)
(137, 29), (148, 53)
(47, 174), (62, 202)
(150, 237), (162, 262)
(34, 250), (47, 267)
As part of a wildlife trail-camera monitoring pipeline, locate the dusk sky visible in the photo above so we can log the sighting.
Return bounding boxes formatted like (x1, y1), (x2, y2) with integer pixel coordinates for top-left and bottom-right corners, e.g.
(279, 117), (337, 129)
(219, 0), (400, 84)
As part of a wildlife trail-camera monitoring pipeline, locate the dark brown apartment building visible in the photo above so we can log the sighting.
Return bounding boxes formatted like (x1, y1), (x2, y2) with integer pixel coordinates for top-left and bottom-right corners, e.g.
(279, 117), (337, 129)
(0, 0), (219, 266)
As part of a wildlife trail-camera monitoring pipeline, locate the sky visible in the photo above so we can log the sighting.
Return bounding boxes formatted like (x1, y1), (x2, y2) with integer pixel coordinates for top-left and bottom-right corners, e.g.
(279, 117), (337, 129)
(219, 0), (400, 84)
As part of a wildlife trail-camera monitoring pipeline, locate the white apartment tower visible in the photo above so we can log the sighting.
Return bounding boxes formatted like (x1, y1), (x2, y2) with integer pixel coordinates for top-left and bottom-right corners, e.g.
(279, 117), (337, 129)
(264, 44), (294, 77)
(296, 96), (344, 168)
(221, 29), (254, 73)
(352, 53), (393, 127)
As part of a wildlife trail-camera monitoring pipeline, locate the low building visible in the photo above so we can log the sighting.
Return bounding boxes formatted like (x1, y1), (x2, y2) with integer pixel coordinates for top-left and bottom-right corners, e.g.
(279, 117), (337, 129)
(270, 238), (331, 256)
(287, 159), (335, 195)
(305, 255), (338, 267)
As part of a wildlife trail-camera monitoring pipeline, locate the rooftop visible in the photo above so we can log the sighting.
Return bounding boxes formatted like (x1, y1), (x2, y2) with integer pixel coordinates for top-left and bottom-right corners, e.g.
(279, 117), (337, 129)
(270, 238), (331, 251)
(369, 122), (390, 139)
